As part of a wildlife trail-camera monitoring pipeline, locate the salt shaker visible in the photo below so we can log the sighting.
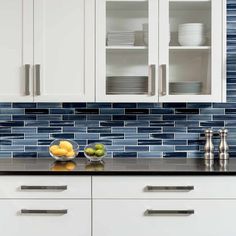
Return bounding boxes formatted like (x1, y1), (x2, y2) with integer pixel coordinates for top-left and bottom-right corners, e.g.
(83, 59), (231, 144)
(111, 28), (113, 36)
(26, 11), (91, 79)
(218, 128), (229, 166)
(204, 129), (214, 167)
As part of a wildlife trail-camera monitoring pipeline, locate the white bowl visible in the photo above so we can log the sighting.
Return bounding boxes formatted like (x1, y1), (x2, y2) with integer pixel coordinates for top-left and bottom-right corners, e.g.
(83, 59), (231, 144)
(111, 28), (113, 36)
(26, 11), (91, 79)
(179, 35), (206, 46)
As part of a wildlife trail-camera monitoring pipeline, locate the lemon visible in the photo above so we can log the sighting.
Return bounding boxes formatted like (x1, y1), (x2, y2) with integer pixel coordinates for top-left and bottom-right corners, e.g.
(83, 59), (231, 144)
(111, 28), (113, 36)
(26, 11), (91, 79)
(52, 148), (67, 157)
(49, 145), (59, 153)
(59, 140), (73, 152)
(85, 147), (95, 156)
(66, 150), (75, 157)
(95, 143), (105, 150)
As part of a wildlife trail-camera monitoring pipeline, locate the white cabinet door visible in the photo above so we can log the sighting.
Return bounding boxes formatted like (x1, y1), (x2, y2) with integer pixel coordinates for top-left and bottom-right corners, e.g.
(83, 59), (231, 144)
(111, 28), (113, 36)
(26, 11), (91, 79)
(0, 199), (91, 236)
(159, 0), (226, 103)
(94, 199), (236, 236)
(96, 0), (159, 102)
(34, 0), (95, 102)
(0, 0), (33, 102)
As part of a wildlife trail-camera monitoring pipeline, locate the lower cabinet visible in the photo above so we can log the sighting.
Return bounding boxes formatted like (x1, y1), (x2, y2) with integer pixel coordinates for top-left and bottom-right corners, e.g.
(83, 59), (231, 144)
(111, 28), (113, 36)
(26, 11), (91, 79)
(93, 199), (236, 236)
(0, 199), (91, 236)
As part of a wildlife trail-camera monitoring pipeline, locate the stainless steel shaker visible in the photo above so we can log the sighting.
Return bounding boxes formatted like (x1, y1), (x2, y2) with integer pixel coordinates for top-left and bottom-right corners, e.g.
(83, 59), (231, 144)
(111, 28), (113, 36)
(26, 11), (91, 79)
(204, 129), (214, 167)
(218, 128), (229, 167)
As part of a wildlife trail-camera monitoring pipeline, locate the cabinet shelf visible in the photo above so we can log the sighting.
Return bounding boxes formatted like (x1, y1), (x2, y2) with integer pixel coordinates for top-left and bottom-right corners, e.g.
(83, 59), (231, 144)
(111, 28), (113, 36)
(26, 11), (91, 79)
(106, 46), (147, 50)
(169, 46), (211, 51)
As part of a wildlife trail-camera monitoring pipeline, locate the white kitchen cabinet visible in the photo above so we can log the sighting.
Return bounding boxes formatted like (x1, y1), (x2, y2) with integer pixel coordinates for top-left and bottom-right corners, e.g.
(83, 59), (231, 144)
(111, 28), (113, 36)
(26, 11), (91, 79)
(0, 199), (91, 236)
(96, 0), (226, 103)
(0, 0), (95, 102)
(0, 0), (33, 102)
(93, 176), (236, 236)
(0, 176), (91, 236)
(93, 199), (236, 236)
(96, 0), (159, 102)
(159, 0), (226, 102)
(34, 0), (95, 102)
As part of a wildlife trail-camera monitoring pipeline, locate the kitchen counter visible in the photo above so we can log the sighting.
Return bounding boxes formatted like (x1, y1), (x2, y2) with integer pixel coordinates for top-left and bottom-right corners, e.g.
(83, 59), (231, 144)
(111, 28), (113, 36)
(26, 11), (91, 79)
(0, 158), (235, 175)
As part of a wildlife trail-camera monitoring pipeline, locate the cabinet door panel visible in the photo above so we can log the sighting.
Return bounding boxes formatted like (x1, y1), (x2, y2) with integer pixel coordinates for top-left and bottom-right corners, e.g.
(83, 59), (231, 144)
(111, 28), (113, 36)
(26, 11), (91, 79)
(94, 200), (236, 236)
(34, 0), (95, 102)
(0, 200), (90, 236)
(96, 0), (159, 102)
(159, 0), (225, 103)
(0, 0), (33, 102)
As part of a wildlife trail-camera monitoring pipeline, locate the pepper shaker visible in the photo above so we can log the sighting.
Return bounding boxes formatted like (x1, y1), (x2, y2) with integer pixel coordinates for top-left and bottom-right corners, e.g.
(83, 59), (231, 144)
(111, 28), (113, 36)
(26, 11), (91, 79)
(218, 128), (229, 166)
(204, 129), (214, 167)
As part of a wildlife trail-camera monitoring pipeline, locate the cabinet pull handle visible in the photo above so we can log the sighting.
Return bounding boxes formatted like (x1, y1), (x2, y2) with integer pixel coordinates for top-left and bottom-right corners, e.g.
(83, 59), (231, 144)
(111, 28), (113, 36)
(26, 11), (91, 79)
(145, 186), (194, 192)
(20, 185), (67, 191)
(145, 209), (194, 216)
(148, 64), (155, 96)
(24, 64), (30, 96)
(20, 209), (68, 215)
(160, 64), (167, 96)
(35, 64), (41, 95)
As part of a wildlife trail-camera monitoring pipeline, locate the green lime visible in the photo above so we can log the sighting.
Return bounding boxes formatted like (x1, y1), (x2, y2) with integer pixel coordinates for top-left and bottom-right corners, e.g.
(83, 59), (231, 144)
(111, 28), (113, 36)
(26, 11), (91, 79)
(95, 149), (105, 157)
(85, 147), (95, 156)
(95, 143), (105, 150)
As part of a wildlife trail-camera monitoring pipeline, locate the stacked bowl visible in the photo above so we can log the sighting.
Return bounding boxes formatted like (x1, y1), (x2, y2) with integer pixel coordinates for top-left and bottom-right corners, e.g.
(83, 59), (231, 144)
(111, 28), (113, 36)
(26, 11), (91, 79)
(178, 23), (206, 46)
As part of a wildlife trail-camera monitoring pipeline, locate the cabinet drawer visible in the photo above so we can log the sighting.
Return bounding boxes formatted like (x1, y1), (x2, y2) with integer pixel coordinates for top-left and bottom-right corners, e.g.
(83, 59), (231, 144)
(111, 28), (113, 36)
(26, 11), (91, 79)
(0, 176), (91, 199)
(93, 176), (236, 199)
(0, 199), (90, 236)
(93, 199), (236, 236)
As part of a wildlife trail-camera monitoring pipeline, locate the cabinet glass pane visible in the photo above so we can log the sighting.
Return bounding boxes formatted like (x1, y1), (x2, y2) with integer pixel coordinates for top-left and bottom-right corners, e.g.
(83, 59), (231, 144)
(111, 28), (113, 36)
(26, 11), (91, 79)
(169, 1), (211, 95)
(105, 1), (149, 95)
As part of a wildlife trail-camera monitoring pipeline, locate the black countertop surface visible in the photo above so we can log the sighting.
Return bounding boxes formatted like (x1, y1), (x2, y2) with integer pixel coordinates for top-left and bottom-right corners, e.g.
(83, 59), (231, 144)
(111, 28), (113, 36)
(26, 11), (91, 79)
(0, 158), (235, 175)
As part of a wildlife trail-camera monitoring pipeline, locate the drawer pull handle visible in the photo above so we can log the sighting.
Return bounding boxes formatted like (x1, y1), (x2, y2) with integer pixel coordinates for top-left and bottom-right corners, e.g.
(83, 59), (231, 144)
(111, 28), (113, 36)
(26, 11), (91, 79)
(145, 209), (194, 216)
(20, 209), (68, 215)
(20, 185), (67, 191)
(145, 186), (194, 192)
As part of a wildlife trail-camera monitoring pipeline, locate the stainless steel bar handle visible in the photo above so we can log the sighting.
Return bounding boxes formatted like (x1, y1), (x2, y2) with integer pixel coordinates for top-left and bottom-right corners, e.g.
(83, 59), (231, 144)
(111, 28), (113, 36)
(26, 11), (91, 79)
(148, 64), (155, 96)
(145, 209), (194, 216)
(20, 185), (67, 191)
(21, 209), (68, 215)
(35, 64), (41, 95)
(145, 186), (194, 192)
(160, 64), (167, 96)
(25, 64), (30, 96)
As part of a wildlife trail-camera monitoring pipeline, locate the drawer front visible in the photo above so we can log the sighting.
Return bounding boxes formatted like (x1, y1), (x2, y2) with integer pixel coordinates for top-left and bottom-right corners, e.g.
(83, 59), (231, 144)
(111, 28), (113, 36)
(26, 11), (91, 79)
(93, 199), (236, 236)
(0, 176), (91, 198)
(93, 176), (236, 199)
(0, 199), (91, 236)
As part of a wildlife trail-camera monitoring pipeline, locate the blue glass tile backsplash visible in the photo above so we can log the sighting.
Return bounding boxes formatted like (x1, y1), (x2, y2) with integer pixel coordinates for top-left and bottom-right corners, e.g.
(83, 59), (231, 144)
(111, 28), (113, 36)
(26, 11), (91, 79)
(0, 1), (236, 159)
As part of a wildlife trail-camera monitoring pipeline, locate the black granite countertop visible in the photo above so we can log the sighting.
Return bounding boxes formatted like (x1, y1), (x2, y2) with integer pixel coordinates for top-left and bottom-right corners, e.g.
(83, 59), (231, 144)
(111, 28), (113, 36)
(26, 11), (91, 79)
(0, 158), (235, 175)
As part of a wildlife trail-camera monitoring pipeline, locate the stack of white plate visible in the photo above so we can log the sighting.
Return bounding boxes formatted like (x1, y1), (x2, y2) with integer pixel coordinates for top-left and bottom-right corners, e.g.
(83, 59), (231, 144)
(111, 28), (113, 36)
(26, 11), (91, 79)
(178, 23), (206, 46)
(169, 81), (202, 95)
(143, 23), (148, 46)
(107, 31), (135, 46)
(106, 76), (148, 95)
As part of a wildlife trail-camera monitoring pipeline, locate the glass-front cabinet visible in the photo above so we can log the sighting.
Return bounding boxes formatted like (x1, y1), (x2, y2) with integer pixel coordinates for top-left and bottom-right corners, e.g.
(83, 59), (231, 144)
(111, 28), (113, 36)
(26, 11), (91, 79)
(96, 0), (226, 103)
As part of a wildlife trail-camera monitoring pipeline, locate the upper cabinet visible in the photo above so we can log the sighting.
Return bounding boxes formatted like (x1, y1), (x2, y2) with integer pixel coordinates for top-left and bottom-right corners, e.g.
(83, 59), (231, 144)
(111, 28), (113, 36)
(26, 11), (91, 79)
(96, 0), (159, 102)
(0, 0), (33, 102)
(0, 0), (226, 103)
(159, 0), (226, 102)
(0, 0), (95, 102)
(96, 0), (226, 103)
(34, 0), (95, 102)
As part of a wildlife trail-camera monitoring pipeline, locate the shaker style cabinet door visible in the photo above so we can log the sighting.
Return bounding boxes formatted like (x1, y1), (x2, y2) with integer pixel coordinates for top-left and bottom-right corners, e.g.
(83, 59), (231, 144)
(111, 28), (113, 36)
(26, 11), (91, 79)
(159, 0), (226, 102)
(33, 0), (95, 102)
(96, 0), (159, 102)
(0, 0), (33, 102)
